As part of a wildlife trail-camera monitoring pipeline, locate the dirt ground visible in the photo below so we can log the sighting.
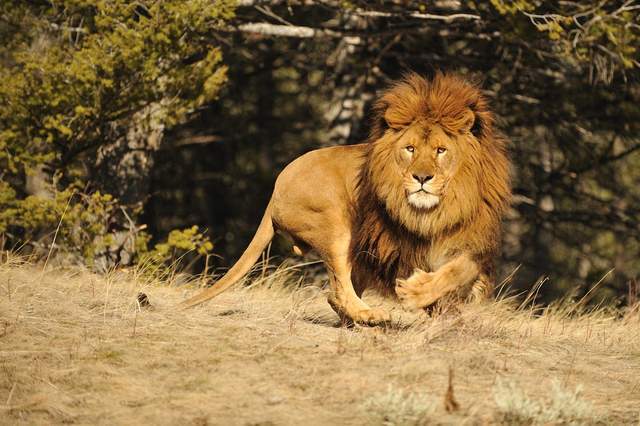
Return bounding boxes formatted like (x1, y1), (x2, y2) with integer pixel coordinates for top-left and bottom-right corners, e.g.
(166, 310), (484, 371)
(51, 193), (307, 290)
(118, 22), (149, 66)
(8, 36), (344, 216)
(1, 257), (639, 425)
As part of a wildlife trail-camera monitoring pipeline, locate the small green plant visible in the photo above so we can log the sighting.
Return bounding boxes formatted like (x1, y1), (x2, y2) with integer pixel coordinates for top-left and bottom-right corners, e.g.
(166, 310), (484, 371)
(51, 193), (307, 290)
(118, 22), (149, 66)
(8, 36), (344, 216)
(139, 225), (213, 266)
(361, 385), (437, 426)
(0, 181), (214, 271)
(0, 185), (117, 264)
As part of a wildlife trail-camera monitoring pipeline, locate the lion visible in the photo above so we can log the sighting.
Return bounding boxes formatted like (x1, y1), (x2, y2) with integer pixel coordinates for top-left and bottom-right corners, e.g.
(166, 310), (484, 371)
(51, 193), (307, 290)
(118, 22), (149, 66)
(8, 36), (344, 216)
(180, 72), (512, 326)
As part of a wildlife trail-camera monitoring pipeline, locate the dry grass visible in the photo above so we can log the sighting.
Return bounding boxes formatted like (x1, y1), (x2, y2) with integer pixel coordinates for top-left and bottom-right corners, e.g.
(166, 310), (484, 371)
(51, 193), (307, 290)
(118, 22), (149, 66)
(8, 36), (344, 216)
(1, 255), (639, 425)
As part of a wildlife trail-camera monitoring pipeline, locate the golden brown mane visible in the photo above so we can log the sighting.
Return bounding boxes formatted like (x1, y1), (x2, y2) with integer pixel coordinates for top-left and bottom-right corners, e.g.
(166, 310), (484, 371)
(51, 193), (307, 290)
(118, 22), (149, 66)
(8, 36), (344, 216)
(181, 71), (511, 326)
(351, 72), (511, 293)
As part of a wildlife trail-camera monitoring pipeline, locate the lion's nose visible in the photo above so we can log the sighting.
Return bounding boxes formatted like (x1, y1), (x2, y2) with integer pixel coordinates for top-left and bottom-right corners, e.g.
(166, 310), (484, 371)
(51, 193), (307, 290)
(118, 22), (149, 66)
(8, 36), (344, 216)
(413, 174), (433, 184)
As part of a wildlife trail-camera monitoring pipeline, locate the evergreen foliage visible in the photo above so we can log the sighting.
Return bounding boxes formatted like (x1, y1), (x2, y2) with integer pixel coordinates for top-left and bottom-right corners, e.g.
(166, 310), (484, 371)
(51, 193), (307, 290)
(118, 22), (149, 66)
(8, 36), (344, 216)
(0, 0), (232, 266)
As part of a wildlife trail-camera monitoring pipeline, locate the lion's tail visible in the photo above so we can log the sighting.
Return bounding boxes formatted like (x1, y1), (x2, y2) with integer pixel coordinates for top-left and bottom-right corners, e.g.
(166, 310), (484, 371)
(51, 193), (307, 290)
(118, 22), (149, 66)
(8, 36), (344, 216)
(179, 203), (275, 309)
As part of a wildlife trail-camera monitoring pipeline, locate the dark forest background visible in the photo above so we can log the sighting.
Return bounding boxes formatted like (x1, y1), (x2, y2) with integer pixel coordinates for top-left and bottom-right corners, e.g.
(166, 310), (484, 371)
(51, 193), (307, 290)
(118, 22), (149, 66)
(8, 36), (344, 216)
(1, 0), (639, 305)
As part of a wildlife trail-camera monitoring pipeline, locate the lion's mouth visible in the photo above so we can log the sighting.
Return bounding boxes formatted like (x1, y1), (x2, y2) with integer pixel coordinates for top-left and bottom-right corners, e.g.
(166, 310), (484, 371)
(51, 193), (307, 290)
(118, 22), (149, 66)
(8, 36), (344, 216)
(407, 190), (440, 209)
(411, 188), (438, 196)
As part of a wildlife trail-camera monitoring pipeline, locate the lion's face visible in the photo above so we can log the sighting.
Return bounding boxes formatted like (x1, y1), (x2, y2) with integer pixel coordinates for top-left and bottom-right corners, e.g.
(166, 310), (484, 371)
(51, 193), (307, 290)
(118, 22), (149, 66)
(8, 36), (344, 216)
(380, 105), (476, 211)
(362, 73), (510, 237)
(392, 122), (459, 210)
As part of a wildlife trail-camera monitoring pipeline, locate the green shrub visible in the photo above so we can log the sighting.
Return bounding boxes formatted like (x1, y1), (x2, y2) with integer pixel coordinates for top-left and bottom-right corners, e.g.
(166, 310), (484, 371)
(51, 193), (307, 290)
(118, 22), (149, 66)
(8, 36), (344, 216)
(0, 0), (234, 268)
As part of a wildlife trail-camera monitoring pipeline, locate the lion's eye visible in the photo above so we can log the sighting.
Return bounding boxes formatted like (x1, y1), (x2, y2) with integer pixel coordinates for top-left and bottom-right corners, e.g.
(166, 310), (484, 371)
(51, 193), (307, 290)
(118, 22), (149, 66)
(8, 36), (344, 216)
(436, 147), (447, 155)
(405, 146), (415, 153)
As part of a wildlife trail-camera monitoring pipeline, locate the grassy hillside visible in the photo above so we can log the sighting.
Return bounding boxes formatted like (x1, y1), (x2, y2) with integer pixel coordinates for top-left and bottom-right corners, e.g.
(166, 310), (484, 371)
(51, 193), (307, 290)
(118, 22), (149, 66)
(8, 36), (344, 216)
(1, 256), (639, 425)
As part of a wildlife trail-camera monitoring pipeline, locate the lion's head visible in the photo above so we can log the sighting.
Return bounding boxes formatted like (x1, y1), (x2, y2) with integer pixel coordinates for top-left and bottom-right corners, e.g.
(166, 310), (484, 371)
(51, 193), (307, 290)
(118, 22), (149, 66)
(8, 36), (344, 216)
(361, 72), (511, 238)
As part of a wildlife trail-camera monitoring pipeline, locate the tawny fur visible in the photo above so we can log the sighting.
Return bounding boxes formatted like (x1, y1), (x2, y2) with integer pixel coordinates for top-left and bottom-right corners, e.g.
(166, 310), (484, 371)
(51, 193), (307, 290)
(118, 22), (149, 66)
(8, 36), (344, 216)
(180, 72), (512, 326)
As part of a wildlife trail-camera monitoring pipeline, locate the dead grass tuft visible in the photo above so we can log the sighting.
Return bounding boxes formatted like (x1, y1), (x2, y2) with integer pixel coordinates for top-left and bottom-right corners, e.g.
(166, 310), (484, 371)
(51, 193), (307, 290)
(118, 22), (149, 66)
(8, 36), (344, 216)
(493, 378), (597, 425)
(1, 253), (639, 424)
(361, 385), (438, 425)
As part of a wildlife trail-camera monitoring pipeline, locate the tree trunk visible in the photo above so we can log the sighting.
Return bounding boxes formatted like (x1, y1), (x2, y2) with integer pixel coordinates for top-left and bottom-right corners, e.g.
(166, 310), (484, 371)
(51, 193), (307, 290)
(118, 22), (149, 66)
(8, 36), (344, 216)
(323, 13), (377, 146)
(94, 104), (165, 207)
(91, 104), (165, 268)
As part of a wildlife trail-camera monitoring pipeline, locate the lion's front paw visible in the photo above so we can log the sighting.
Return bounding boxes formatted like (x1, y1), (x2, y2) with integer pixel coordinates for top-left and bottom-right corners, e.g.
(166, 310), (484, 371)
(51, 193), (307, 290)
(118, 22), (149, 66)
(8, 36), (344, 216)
(352, 307), (391, 327)
(395, 268), (439, 310)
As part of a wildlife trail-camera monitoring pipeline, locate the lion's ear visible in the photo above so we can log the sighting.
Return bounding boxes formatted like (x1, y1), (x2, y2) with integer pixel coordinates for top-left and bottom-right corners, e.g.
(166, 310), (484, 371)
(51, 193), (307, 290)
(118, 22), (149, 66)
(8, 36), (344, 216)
(384, 107), (408, 130)
(369, 100), (390, 139)
(459, 108), (476, 134)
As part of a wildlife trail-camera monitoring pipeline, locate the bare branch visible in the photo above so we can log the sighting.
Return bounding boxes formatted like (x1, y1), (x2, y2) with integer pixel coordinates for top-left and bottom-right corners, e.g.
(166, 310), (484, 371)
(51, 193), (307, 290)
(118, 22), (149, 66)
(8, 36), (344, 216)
(255, 5), (295, 26)
(236, 0), (330, 6)
(354, 10), (480, 22)
(236, 0), (480, 22)
(236, 22), (341, 38)
(233, 10), (480, 40)
(237, 0), (292, 6)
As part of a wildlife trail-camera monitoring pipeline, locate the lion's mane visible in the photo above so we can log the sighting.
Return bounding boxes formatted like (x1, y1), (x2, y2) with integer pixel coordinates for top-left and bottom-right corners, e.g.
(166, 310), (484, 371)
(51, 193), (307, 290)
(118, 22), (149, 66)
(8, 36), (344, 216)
(350, 72), (512, 292)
